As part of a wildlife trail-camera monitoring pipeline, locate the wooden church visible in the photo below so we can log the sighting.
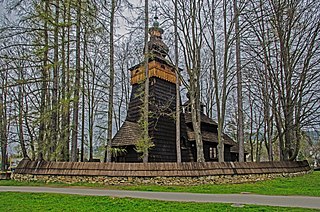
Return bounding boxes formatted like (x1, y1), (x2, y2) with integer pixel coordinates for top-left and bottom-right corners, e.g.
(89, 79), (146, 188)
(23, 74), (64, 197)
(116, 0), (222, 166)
(111, 17), (240, 162)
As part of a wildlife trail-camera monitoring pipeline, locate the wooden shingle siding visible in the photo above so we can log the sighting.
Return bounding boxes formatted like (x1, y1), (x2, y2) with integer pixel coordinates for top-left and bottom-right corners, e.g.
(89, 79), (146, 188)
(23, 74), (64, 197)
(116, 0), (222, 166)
(126, 84), (144, 122)
(112, 52), (242, 162)
(15, 159), (310, 177)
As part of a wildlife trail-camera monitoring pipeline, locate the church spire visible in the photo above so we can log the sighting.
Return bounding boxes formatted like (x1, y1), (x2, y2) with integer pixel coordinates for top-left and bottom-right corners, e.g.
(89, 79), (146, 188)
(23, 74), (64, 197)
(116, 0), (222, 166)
(153, 8), (160, 28)
(148, 14), (169, 58)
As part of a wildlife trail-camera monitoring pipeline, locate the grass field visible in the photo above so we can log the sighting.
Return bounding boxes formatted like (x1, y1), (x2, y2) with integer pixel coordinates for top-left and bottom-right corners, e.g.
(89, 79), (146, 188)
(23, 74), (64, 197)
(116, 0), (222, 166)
(120, 171), (320, 196)
(0, 172), (319, 211)
(0, 192), (317, 212)
(1, 171), (319, 197)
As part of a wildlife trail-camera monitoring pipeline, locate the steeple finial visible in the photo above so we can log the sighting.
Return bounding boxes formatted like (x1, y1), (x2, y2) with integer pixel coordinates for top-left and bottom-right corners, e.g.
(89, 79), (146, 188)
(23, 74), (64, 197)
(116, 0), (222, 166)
(147, 9), (169, 58)
(153, 7), (159, 28)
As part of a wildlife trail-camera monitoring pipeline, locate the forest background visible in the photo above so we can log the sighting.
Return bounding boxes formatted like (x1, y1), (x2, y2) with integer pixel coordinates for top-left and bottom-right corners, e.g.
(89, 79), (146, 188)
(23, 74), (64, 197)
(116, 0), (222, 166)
(0, 0), (319, 169)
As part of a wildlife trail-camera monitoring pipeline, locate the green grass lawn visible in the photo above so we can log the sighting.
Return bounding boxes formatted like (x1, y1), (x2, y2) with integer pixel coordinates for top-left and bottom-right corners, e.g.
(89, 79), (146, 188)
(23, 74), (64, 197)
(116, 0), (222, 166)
(1, 171), (319, 197)
(120, 171), (320, 197)
(0, 192), (317, 212)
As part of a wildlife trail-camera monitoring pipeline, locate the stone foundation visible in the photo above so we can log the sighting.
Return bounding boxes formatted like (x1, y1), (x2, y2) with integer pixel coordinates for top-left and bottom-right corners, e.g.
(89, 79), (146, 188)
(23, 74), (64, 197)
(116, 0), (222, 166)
(13, 171), (310, 186)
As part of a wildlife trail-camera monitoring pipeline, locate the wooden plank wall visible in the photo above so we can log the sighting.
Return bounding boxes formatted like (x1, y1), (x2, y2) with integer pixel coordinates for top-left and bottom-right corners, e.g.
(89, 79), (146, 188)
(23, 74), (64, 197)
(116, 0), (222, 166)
(15, 159), (310, 177)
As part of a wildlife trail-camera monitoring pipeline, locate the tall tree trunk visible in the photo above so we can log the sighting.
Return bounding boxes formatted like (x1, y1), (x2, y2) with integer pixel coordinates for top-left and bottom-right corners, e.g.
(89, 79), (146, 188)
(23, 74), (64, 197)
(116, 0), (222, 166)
(248, 88), (254, 161)
(60, 0), (70, 161)
(18, 68), (28, 158)
(209, 0), (232, 163)
(210, 15), (225, 162)
(65, 0), (72, 161)
(88, 72), (94, 161)
(71, 0), (82, 162)
(0, 74), (7, 171)
(258, 0), (273, 161)
(24, 91), (35, 160)
(233, 0), (244, 162)
(217, 0), (232, 162)
(80, 28), (87, 162)
(189, 0), (204, 162)
(174, 0), (181, 163)
(106, 0), (116, 162)
(142, 0), (149, 163)
(190, 86), (204, 162)
(38, 0), (50, 161)
(51, 0), (60, 160)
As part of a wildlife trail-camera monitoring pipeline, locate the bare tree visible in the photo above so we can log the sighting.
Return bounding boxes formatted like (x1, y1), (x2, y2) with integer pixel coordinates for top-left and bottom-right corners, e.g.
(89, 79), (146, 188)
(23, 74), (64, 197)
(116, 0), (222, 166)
(59, 0), (72, 161)
(38, 0), (50, 161)
(203, 0), (236, 162)
(244, 0), (320, 161)
(175, 0), (205, 162)
(0, 67), (8, 170)
(174, 0), (181, 163)
(233, 0), (244, 162)
(106, 0), (116, 162)
(71, 0), (82, 162)
(142, 0), (150, 163)
(17, 66), (28, 158)
(50, 0), (60, 160)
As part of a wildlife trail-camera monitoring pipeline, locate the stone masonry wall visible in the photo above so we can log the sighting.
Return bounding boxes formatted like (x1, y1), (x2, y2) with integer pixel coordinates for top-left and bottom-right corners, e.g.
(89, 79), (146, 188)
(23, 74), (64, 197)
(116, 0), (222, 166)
(13, 171), (310, 186)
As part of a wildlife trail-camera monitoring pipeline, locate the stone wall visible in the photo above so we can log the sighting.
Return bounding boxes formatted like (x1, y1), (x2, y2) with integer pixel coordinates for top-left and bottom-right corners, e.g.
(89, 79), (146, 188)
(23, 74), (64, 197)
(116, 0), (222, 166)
(13, 171), (309, 186)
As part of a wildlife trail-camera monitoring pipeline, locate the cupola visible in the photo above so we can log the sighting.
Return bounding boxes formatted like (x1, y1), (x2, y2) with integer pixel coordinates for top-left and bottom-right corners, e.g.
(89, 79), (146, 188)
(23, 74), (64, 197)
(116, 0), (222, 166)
(148, 16), (169, 58)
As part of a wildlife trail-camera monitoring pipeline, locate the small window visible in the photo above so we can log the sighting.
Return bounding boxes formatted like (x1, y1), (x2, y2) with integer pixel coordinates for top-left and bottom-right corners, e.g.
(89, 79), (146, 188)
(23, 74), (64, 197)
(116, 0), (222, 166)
(161, 65), (165, 69)
(209, 147), (217, 159)
(135, 70), (139, 74)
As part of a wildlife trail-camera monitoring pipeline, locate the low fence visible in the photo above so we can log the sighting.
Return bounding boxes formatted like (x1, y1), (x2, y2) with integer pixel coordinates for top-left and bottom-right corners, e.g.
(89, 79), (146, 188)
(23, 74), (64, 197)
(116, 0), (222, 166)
(14, 159), (310, 177)
(13, 159), (311, 185)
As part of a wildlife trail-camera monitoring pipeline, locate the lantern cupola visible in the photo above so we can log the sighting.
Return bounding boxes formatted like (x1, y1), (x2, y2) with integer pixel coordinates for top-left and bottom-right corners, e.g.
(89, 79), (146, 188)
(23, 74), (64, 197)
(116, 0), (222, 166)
(148, 16), (169, 58)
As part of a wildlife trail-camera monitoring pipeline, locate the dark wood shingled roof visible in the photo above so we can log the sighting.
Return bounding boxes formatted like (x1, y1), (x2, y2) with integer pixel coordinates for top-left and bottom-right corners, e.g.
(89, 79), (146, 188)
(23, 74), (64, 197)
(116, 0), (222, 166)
(112, 121), (142, 147)
(230, 145), (240, 153)
(129, 57), (183, 72)
(230, 139), (248, 153)
(184, 113), (218, 126)
(186, 126), (236, 146)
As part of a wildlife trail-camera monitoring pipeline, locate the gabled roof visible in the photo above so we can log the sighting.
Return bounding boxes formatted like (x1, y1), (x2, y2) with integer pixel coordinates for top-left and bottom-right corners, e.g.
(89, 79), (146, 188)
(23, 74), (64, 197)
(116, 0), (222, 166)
(112, 121), (142, 147)
(184, 113), (218, 126)
(230, 145), (239, 153)
(186, 126), (236, 146)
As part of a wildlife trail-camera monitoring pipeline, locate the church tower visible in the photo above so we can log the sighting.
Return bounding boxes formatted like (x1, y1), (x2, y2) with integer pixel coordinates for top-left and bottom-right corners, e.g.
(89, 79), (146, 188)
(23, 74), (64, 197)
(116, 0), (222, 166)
(112, 16), (240, 163)
(112, 17), (192, 162)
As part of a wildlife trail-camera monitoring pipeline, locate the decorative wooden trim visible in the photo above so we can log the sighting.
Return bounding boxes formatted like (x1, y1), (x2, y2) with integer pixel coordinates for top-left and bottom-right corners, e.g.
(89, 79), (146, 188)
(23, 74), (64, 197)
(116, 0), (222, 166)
(130, 61), (177, 85)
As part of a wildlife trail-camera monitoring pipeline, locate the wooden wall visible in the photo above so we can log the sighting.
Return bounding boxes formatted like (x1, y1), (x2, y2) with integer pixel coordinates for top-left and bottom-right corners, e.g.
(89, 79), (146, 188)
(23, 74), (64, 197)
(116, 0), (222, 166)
(15, 159), (310, 177)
